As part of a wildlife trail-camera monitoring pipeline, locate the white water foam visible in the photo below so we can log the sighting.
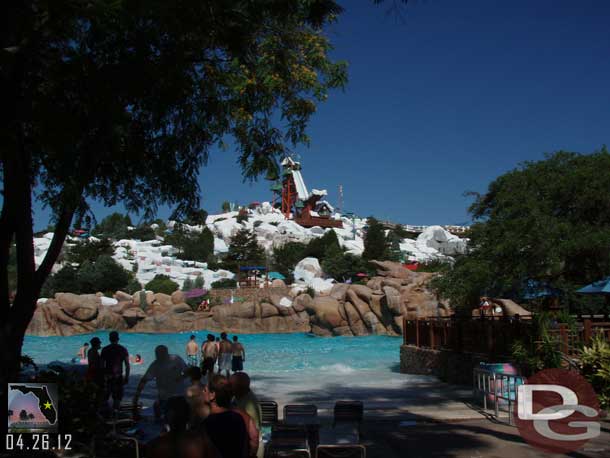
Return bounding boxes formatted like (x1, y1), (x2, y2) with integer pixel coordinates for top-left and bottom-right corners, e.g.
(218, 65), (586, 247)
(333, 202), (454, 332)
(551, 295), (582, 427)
(319, 363), (357, 374)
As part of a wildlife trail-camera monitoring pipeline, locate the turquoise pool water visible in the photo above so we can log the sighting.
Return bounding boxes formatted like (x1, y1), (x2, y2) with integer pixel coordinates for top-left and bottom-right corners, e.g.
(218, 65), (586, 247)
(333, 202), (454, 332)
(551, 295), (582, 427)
(23, 332), (402, 376)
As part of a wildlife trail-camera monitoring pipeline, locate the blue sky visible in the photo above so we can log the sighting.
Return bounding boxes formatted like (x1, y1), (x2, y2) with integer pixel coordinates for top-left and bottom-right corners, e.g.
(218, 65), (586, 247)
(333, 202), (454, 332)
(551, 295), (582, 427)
(33, 0), (610, 229)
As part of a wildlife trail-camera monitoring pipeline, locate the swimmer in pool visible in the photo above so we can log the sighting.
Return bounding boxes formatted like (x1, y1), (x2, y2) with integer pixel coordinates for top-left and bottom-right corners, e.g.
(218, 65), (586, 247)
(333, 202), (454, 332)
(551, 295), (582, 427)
(130, 354), (143, 364)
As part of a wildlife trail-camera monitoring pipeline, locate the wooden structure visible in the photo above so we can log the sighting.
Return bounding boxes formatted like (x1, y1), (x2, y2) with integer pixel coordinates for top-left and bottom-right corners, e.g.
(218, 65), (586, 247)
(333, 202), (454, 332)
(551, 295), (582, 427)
(403, 315), (610, 358)
(271, 157), (342, 229)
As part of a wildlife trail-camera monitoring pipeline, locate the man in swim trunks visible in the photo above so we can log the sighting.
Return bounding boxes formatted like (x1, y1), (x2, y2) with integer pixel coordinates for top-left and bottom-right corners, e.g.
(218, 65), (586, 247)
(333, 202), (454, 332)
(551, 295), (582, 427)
(231, 335), (245, 373)
(201, 334), (218, 377)
(186, 334), (199, 367)
(100, 331), (130, 411)
(218, 332), (233, 378)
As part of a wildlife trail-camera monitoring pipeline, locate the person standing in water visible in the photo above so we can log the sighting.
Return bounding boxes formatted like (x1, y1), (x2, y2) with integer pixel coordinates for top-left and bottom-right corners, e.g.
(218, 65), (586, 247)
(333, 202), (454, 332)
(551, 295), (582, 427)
(100, 331), (130, 411)
(201, 334), (218, 377)
(186, 335), (199, 367)
(218, 332), (233, 378)
(78, 342), (89, 359)
(231, 336), (245, 373)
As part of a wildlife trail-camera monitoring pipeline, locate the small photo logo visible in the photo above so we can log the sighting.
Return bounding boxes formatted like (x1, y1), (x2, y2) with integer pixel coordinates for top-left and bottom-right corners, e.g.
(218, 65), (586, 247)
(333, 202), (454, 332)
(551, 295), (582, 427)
(7, 383), (59, 433)
(515, 368), (600, 454)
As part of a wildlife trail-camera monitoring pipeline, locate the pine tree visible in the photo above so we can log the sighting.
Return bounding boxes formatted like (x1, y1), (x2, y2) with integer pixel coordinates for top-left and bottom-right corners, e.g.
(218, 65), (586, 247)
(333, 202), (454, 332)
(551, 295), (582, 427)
(362, 217), (389, 260)
(182, 277), (194, 291)
(224, 229), (266, 271)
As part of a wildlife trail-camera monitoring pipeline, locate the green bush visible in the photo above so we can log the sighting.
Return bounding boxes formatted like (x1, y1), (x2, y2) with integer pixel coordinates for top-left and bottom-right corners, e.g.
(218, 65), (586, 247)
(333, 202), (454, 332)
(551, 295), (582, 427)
(125, 278), (142, 294)
(182, 277), (194, 291)
(580, 335), (610, 409)
(145, 274), (179, 295)
(193, 276), (205, 289)
(211, 278), (237, 289)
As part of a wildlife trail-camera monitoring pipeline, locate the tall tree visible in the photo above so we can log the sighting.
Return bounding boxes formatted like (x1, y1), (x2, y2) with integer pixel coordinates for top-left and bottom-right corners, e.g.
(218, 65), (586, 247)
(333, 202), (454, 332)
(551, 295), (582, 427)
(0, 0), (347, 383)
(224, 229), (266, 272)
(434, 148), (610, 312)
(362, 217), (389, 260)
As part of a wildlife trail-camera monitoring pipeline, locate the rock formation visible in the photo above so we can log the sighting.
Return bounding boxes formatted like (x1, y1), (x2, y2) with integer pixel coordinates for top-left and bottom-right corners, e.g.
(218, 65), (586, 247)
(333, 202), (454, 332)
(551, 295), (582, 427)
(26, 261), (451, 337)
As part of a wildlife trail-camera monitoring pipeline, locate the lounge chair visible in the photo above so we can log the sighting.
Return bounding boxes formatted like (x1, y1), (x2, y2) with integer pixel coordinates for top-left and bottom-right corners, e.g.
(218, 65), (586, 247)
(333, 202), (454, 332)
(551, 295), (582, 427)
(333, 401), (363, 438)
(260, 400), (279, 426)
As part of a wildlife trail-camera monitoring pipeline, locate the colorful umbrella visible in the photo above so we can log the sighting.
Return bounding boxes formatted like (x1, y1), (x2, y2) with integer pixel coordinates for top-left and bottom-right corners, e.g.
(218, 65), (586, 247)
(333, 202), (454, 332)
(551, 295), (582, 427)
(183, 288), (207, 298)
(268, 271), (286, 280)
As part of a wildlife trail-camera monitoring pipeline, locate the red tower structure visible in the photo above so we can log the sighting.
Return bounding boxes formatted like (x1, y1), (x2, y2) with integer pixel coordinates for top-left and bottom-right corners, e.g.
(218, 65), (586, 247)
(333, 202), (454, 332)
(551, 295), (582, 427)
(271, 157), (342, 228)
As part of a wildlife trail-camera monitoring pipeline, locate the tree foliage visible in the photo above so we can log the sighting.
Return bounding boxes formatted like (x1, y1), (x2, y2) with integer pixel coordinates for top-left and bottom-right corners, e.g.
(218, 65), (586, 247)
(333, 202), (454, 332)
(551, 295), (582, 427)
(303, 229), (341, 261)
(65, 238), (114, 265)
(321, 244), (368, 281)
(144, 274), (179, 295)
(223, 229), (266, 272)
(362, 217), (389, 260)
(41, 255), (131, 296)
(434, 148), (610, 312)
(91, 213), (133, 240)
(165, 226), (215, 262)
(1, 0), (347, 383)
(271, 241), (308, 281)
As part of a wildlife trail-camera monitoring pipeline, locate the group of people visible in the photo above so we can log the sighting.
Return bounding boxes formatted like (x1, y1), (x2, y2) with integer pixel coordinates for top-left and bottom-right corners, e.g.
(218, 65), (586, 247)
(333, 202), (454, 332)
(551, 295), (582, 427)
(83, 331), (258, 457)
(186, 333), (246, 378)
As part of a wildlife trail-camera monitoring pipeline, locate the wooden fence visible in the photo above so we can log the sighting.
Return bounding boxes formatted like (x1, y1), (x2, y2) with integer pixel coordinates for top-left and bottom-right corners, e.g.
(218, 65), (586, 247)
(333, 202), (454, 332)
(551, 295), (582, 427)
(403, 315), (610, 358)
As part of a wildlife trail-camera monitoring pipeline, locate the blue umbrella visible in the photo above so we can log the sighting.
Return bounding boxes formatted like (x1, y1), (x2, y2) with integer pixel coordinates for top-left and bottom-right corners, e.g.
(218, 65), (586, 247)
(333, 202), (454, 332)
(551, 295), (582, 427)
(577, 277), (610, 294)
(268, 271), (286, 280)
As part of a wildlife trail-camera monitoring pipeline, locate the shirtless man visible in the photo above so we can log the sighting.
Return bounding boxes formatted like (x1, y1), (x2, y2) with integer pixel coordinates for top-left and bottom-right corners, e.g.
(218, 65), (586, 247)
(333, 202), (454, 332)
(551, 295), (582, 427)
(231, 336), (245, 373)
(186, 335), (199, 367)
(217, 332), (233, 378)
(201, 334), (218, 377)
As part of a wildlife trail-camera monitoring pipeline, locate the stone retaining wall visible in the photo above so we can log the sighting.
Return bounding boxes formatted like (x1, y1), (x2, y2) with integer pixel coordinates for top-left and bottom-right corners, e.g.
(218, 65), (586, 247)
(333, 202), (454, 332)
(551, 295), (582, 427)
(400, 345), (496, 385)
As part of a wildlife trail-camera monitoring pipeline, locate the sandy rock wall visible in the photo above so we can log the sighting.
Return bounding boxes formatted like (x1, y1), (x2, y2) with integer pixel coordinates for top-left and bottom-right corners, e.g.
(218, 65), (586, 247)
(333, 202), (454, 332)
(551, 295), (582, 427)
(26, 261), (450, 336)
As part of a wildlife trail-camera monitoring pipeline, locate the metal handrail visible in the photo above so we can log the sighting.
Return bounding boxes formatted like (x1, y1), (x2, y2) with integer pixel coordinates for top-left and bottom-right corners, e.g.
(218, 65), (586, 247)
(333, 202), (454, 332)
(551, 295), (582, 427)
(473, 368), (526, 424)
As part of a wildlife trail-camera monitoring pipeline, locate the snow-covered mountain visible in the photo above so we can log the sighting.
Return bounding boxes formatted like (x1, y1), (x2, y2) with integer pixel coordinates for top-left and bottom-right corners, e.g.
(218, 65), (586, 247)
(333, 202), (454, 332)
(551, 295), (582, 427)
(33, 201), (468, 291)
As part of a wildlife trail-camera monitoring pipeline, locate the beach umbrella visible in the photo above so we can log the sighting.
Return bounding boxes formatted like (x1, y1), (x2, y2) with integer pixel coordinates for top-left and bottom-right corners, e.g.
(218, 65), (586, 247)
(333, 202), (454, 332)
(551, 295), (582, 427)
(268, 271), (286, 280)
(183, 288), (207, 298)
(577, 277), (610, 295)
(355, 272), (368, 277)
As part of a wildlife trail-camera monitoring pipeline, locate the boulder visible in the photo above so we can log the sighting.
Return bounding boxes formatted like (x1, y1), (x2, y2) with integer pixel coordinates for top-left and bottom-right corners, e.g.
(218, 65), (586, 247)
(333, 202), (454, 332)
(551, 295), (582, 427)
(114, 291), (133, 302)
(153, 293), (173, 308)
(133, 291), (154, 307)
(122, 307), (147, 327)
(94, 306), (128, 331)
(171, 304), (192, 314)
(213, 302), (256, 320)
(311, 324), (333, 337)
(308, 296), (344, 329)
(171, 290), (185, 305)
(329, 283), (349, 302)
(55, 293), (100, 321)
(382, 286), (402, 315)
(370, 260), (415, 281)
(380, 278), (403, 291)
(261, 303), (280, 318)
(294, 257), (323, 283)
(271, 279), (286, 288)
(349, 284), (373, 303)
(366, 277), (384, 291)
(292, 294), (312, 312)
(332, 326), (353, 336)
(345, 290), (371, 325)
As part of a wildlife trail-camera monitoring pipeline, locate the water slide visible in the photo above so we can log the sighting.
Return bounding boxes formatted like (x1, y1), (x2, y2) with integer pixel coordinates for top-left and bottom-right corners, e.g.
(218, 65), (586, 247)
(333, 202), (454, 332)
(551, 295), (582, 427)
(291, 169), (309, 200)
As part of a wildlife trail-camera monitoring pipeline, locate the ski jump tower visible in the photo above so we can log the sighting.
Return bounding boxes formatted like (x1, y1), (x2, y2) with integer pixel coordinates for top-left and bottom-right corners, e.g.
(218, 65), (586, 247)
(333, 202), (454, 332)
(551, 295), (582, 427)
(271, 157), (342, 229)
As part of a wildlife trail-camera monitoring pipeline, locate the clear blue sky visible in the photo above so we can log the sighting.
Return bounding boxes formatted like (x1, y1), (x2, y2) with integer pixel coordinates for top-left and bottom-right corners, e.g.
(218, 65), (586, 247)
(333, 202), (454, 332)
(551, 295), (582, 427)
(33, 0), (610, 229)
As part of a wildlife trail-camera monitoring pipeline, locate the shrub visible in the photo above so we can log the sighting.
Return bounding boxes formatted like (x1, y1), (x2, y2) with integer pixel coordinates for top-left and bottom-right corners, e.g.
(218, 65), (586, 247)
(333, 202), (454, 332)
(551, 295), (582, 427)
(211, 278), (237, 289)
(78, 255), (131, 294)
(580, 335), (610, 409)
(145, 274), (179, 295)
(125, 278), (142, 294)
(193, 276), (205, 289)
(182, 277), (194, 291)
(66, 238), (114, 265)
